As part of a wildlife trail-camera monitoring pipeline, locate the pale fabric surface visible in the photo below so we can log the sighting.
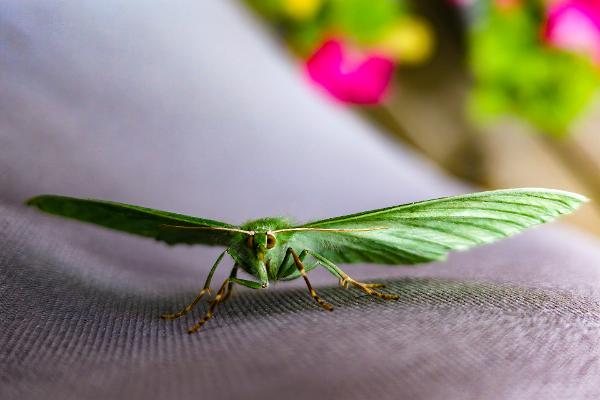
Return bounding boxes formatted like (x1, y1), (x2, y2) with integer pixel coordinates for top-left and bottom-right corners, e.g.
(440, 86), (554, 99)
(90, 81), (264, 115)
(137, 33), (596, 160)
(2, 1), (600, 399)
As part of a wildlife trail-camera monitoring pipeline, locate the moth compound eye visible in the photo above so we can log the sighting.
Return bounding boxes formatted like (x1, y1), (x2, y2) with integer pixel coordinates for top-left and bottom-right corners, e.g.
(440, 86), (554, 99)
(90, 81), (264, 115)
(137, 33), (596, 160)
(266, 233), (276, 249)
(247, 235), (254, 249)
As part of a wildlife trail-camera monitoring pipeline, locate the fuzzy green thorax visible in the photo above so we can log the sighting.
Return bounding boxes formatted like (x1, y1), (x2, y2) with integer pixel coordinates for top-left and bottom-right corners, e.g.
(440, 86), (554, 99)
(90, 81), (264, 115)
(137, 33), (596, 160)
(240, 216), (294, 232)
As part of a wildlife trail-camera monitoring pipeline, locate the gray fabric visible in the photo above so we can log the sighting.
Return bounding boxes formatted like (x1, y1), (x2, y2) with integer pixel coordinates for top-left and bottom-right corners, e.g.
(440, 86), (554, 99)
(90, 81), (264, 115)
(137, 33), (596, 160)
(2, 1), (600, 399)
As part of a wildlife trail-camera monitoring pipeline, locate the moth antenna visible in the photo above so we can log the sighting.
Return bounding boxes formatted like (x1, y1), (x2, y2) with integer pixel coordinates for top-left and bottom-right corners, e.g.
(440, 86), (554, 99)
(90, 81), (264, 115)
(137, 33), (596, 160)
(270, 227), (388, 234)
(160, 224), (254, 235)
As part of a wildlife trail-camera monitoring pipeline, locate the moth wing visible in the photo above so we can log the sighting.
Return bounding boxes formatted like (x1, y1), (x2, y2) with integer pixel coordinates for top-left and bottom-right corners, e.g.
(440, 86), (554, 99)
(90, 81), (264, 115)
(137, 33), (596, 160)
(285, 189), (586, 265)
(27, 195), (241, 246)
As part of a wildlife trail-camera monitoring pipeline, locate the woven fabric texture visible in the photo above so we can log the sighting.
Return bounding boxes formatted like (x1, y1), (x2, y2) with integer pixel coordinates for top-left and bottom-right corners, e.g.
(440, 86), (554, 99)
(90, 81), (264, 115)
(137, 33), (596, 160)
(2, 1), (600, 399)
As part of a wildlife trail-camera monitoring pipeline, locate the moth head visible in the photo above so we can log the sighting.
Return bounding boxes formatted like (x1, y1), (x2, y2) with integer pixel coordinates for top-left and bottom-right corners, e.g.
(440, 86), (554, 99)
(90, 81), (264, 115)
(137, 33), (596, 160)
(243, 231), (272, 288)
(246, 232), (277, 257)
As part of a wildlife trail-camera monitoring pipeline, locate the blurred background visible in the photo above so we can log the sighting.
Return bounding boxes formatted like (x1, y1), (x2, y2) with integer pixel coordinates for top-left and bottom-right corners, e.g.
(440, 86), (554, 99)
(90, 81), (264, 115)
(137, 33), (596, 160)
(243, 0), (600, 235)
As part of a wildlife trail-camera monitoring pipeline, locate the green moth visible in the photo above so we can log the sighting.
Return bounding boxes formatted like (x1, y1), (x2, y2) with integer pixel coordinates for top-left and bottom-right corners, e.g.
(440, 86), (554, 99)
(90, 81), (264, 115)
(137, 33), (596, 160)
(26, 188), (586, 333)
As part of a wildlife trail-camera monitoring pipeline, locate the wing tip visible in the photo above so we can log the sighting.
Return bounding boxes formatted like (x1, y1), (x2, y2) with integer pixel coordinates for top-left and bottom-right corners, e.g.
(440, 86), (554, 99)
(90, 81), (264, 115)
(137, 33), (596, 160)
(523, 187), (588, 201)
(25, 194), (68, 206)
(486, 187), (589, 209)
(527, 188), (589, 212)
(25, 195), (46, 207)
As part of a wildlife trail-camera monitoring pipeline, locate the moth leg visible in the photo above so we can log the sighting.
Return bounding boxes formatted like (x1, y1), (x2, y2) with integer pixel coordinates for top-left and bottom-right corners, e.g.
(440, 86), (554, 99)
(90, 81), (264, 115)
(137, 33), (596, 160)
(365, 283), (386, 288)
(187, 276), (263, 334)
(338, 280), (385, 289)
(308, 251), (398, 301)
(288, 248), (334, 311)
(222, 263), (239, 302)
(278, 249), (320, 281)
(161, 250), (227, 320)
(339, 277), (397, 300)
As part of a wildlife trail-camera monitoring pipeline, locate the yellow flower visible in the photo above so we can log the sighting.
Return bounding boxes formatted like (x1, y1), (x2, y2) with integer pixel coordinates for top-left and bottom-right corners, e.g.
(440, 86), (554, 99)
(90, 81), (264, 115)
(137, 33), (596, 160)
(376, 17), (434, 64)
(282, 0), (322, 20)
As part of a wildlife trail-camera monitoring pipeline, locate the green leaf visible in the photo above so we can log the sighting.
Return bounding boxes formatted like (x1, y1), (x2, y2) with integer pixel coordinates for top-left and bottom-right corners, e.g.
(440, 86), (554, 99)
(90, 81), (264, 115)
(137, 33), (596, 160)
(287, 189), (587, 265)
(468, 5), (600, 135)
(26, 195), (239, 246)
(329, 0), (401, 44)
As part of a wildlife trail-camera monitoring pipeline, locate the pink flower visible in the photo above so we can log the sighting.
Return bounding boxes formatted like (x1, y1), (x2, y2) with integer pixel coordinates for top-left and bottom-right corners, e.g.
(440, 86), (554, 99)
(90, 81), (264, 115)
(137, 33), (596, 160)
(544, 0), (600, 64)
(305, 39), (395, 105)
